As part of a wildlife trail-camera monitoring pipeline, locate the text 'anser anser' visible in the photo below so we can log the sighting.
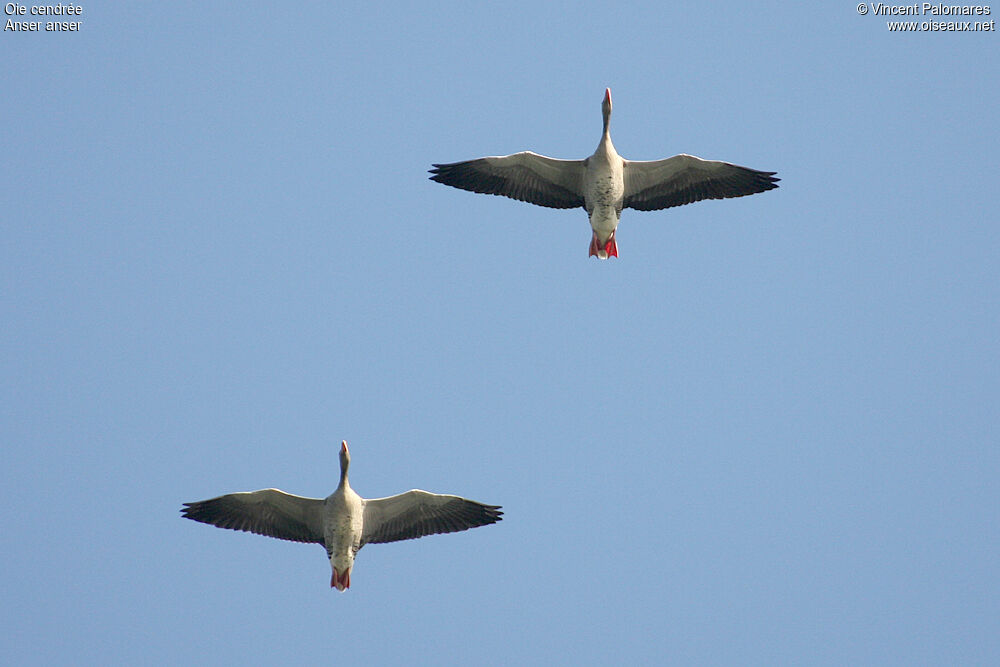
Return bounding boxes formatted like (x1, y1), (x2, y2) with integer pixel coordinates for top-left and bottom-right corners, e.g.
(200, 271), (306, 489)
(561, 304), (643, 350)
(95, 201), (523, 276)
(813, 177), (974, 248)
(182, 441), (502, 591)
(430, 88), (779, 258)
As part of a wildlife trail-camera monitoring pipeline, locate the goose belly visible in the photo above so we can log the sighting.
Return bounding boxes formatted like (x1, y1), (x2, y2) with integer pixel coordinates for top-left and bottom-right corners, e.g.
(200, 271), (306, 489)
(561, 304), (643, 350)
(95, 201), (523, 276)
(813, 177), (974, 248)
(585, 165), (623, 242)
(325, 495), (362, 571)
(326, 516), (360, 574)
(588, 205), (620, 242)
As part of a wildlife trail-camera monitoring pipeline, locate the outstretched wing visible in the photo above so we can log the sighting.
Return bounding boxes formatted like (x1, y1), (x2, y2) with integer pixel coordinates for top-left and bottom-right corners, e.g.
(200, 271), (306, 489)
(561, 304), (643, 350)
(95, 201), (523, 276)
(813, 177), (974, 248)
(623, 154), (778, 211)
(181, 488), (326, 544)
(430, 152), (586, 209)
(361, 489), (502, 546)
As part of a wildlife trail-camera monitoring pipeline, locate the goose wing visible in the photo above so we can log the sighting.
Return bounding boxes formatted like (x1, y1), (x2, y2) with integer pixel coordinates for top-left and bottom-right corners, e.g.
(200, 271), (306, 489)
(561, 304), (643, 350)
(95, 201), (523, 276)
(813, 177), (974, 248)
(623, 154), (778, 211)
(182, 489), (326, 544)
(430, 152), (586, 209)
(361, 490), (502, 545)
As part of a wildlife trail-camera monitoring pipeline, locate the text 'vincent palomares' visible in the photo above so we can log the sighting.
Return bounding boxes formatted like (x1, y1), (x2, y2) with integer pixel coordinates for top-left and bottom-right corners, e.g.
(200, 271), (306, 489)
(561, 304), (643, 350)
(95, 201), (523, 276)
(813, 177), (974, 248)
(868, 3), (991, 15)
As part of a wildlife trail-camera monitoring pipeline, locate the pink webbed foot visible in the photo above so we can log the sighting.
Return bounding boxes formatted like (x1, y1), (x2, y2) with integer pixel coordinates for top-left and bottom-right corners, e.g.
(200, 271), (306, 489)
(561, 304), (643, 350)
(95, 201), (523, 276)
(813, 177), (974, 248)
(604, 234), (618, 258)
(589, 231), (618, 259)
(331, 567), (351, 591)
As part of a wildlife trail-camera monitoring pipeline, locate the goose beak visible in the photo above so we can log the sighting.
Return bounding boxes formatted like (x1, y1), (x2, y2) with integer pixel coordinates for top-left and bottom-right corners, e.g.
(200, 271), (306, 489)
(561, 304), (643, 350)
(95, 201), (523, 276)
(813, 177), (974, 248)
(604, 88), (611, 104)
(341, 440), (349, 454)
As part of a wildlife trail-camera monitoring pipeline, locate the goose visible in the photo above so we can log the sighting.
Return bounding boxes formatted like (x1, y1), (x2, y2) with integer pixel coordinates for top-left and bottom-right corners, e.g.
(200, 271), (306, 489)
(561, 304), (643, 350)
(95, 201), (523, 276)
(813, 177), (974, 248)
(181, 441), (502, 591)
(430, 88), (779, 259)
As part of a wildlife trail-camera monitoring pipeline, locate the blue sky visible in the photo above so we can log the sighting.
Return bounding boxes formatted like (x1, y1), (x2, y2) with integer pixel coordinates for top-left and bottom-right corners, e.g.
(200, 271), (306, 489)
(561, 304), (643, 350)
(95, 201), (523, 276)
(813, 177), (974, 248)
(3, 2), (998, 664)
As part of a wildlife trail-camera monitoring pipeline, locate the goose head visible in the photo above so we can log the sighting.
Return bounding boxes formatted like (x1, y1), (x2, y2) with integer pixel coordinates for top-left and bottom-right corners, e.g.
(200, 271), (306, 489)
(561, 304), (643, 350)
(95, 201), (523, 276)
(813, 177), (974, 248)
(338, 440), (351, 483)
(602, 88), (612, 134)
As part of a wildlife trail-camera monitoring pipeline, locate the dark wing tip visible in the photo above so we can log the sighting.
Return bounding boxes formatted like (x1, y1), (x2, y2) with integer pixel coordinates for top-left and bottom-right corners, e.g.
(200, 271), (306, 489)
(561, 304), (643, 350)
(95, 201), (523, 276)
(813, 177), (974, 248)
(754, 169), (780, 187)
(428, 162), (462, 183)
(726, 167), (780, 197)
(180, 499), (218, 524)
(467, 502), (503, 528)
(179, 498), (245, 532)
(743, 167), (779, 182)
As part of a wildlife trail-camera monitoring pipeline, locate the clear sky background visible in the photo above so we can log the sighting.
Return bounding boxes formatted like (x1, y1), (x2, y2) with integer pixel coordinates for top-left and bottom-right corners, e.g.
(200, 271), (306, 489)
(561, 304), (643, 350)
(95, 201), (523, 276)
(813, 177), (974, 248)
(3, 2), (998, 665)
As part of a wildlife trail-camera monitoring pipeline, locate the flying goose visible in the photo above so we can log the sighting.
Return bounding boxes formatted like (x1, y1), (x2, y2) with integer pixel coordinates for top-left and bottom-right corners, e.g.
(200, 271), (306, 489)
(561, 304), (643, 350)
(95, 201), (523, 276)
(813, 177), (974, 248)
(181, 441), (502, 591)
(430, 88), (779, 258)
